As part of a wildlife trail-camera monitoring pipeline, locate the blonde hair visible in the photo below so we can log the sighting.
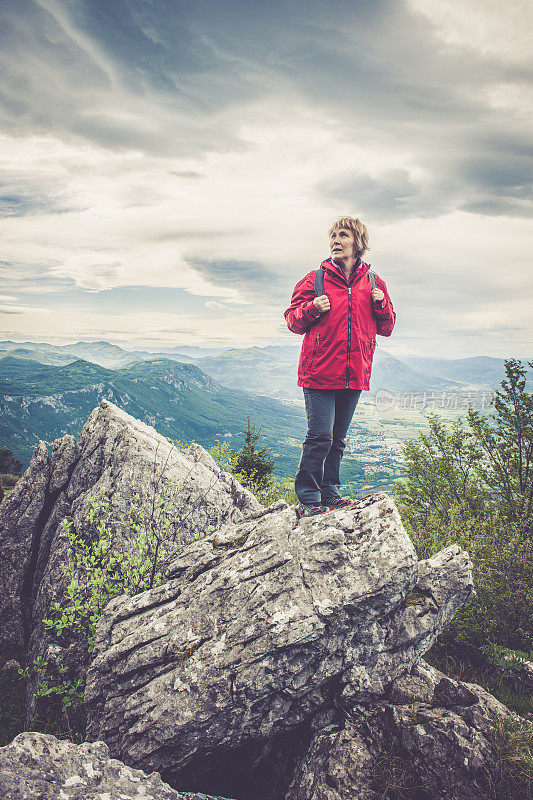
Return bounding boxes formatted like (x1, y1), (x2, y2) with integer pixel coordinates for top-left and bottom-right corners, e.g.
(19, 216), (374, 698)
(328, 217), (369, 258)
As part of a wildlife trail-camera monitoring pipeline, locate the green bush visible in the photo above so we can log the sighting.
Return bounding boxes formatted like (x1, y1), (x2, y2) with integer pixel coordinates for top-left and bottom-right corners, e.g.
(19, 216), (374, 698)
(394, 359), (533, 714)
(484, 714), (533, 800)
(230, 417), (275, 491)
(28, 477), (204, 737)
(0, 448), (23, 475)
(209, 421), (297, 506)
(45, 481), (190, 653)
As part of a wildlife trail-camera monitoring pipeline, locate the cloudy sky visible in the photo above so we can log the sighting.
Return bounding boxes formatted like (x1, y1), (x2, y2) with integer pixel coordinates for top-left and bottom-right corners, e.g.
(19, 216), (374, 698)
(1, 0), (532, 358)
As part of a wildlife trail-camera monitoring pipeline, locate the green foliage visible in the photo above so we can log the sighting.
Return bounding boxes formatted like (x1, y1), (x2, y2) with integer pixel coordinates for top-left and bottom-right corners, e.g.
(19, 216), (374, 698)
(484, 714), (533, 800)
(209, 439), (236, 471)
(31, 478), (202, 737)
(210, 437), (298, 505)
(210, 421), (296, 507)
(0, 447), (23, 503)
(230, 417), (276, 491)
(370, 740), (428, 800)
(0, 472), (20, 488)
(0, 448), (23, 475)
(394, 358), (533, 715)
(0, 655), (26, 746)
(466, 358), (533, 532)
(396, 358), (533, 532)
(369, 713), (533, 800)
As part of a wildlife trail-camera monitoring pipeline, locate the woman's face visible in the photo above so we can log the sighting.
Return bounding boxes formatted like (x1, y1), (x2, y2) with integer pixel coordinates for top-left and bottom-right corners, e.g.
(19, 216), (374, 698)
(329, 227), (357, 263)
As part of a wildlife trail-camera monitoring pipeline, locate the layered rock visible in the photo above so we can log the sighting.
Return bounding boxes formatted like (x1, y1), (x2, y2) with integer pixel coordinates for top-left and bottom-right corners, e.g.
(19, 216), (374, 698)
(286, 660), (517, 800)
(0, 731), (232, 800)
(85, 492), (474, 799)
(0, 435), (78, 652)
(0, 400), (261, 721)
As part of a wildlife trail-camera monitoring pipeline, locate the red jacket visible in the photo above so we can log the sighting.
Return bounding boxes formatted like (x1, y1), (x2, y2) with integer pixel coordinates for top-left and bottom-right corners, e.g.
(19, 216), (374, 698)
(284, 258), (396, 390)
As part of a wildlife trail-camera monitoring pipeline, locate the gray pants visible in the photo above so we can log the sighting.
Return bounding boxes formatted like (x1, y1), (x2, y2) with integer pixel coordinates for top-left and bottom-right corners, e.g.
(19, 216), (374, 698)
(295, 388), (362, 505)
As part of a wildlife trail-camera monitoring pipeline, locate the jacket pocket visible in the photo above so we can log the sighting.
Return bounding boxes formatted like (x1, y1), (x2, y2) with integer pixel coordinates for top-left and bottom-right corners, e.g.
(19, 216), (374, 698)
(307, 333), (321, 372)
(365, 335), (376, 379)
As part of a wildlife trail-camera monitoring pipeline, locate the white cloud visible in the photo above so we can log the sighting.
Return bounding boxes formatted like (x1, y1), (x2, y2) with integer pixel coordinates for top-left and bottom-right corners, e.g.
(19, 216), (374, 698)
(408, 0), (533, 63)
(0, 303), (49, 314)
(0, 0), (532, 358)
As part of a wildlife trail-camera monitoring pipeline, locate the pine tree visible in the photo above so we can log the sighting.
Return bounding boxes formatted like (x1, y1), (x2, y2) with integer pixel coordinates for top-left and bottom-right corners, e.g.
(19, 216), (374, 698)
(231, 418), (275, 491)
(0, 448), (23, 475)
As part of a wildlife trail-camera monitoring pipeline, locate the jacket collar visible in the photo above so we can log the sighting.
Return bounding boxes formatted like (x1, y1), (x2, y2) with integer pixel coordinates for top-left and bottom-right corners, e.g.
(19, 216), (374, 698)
(321, 257), (369, 284)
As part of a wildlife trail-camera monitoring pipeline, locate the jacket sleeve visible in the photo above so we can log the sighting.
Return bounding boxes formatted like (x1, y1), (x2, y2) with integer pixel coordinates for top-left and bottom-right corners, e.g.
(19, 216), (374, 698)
(284, 271), (322, 335)
(372, 276), (396, 337)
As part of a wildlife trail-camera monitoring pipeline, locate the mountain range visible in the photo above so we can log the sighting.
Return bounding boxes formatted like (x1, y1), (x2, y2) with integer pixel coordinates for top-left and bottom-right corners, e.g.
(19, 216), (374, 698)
(1, 340), (529, 484)
(2, 339), (522, 400)
(0, 356), (309, 475)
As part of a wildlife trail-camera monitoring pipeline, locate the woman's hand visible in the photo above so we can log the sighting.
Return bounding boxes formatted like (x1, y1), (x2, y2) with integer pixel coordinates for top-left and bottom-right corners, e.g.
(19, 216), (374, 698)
(371, 288), (385, 303)
(313, 295), (331, 313)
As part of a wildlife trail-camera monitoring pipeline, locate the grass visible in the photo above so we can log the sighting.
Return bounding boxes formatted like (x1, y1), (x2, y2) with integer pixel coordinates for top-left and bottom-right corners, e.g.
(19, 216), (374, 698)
(484, 714), (533, 800)
(424, 642), (533, 721)
(369, 713), (532, 800)
(0, 652), (26, 746)
(370, 741), (431, 800)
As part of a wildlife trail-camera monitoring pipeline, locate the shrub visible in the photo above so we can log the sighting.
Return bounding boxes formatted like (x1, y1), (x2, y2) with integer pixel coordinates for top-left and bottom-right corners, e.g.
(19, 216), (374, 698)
(28, 474), (205, 737)
(209, 421), (297, 506)
(0, 448), (23, 475)
(484, 714), (533, 800)
(44, 481), (190, 653)
(230, 417), (276, 491)
(394, 359), (533, 713)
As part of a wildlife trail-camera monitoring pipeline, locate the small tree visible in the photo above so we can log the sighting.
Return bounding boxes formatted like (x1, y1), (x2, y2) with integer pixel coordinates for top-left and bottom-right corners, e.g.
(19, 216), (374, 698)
(394, 359), (533, 709)
(395, 358), (533, 534)
(466, 358), (533, 532)
(231, 418), (275, 492)
(0, 448), (23, 475)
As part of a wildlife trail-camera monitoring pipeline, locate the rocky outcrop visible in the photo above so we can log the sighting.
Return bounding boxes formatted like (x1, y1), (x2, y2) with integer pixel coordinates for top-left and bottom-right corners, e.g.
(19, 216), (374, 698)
(0, 731), (233, 800)
(85, 492), (474, 799)
(4, 400), (523, 800)
(0, 435), (78, 652)
(286, 660), (516, 800)
(0, 400), (261, 722)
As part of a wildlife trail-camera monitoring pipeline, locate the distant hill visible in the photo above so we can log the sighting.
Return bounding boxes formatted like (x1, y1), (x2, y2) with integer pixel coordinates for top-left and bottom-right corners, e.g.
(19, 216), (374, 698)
(193, 345), (461, 400)
(0, 340), (196, 368)
(0, 356), (309, 477)
(0, 347), (75, 366)
(142, 344), (229, 358)
(3, 343), (527, 489)
(2, 340), (523, 399)
(401, 355), (532, 389)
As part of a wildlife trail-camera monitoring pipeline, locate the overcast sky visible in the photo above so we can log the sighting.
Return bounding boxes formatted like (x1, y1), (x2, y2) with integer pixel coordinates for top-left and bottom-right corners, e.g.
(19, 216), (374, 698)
(1, 0), (532, 358)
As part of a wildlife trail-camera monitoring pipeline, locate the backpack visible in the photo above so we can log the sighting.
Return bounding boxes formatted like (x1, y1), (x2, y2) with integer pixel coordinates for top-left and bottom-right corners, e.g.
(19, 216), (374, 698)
(314, 265), (377, 296)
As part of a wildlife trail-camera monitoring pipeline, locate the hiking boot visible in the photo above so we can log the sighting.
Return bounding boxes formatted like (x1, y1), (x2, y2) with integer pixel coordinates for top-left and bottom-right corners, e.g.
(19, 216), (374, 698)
(321, 496), (355, 510)
(296, 503), (329, 518)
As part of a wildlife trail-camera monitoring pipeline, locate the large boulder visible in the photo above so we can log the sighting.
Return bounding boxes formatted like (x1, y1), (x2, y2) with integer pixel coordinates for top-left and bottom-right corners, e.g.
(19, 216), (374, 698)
(0, 731), (232, 800)
(0, 436), (78, 653)
(0, 400), (261, 724)
(85, 492), (474, 799)
(286, 660), (519, 800)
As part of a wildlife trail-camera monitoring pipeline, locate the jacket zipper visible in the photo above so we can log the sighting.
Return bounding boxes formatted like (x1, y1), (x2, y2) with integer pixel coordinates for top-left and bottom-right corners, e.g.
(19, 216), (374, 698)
(309, 333), (320, 371)
(346, 287), (352, 387)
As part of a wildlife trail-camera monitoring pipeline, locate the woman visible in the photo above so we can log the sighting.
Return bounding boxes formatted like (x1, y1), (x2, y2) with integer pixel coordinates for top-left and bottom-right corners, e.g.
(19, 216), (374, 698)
(284, 216), (396, 518)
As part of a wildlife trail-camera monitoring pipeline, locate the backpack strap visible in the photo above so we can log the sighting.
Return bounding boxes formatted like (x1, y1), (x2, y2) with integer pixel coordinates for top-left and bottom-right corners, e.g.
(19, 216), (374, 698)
(315, 265), (378, 305)
(314, 267), (325, 296)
